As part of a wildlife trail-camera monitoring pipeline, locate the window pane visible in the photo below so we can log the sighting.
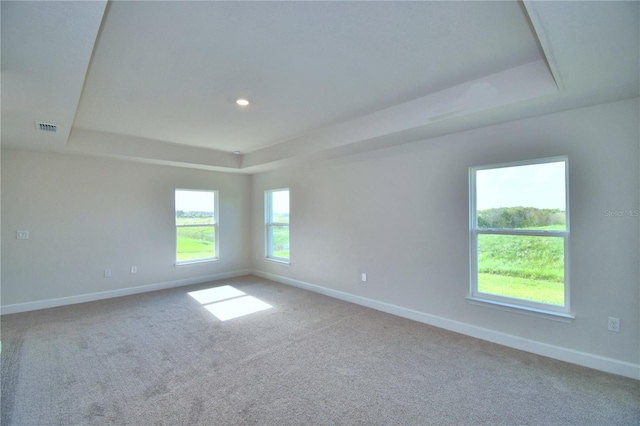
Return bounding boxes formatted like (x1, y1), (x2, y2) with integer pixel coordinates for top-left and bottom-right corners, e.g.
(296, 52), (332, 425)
(476, 161), (566, 230)
(266, 189), (290, 260)
(477, 234), (564, 305)
(176, 190), (215, 225)
(177, 226), (215, 261)
(271, 225), (290, 259)
(271, 190), (289, 223)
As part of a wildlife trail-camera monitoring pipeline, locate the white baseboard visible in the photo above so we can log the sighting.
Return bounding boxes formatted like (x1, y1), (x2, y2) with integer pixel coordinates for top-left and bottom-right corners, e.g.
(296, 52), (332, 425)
(0, 269), (252, 315)
(253, 270), (640, 380)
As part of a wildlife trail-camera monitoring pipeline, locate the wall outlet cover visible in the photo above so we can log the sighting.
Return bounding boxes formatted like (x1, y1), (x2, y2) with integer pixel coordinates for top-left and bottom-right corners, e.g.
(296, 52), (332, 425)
(608, 317), (620, 332)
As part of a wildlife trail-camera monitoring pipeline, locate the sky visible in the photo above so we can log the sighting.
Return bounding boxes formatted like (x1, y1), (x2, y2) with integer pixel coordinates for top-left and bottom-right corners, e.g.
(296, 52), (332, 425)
(175, 189), (290, 214)
(271, 189), (289, 215)
(175, 190), (215, 212)
(476, 161), (566, 211)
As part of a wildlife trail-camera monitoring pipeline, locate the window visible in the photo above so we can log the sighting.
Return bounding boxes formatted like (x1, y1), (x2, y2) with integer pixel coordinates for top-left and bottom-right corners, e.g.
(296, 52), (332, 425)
(175, 189), (218, 264)
(265, 189), (290, 262)
(469, 157), (570, 316)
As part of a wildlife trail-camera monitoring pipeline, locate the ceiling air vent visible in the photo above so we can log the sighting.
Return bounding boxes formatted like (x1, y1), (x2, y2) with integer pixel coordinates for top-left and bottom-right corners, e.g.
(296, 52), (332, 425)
(35, 122), (58, 132)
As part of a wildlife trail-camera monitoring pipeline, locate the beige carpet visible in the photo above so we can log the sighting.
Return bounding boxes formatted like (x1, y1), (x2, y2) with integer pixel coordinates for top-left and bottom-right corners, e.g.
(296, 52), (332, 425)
(2, 276), (638, 425)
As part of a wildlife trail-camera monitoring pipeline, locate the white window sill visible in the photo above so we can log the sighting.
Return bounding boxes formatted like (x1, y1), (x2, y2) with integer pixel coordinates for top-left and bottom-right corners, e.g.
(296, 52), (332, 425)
(264, 257), (290, 265)
(466, 296), (575, 323)
(175, 258), (219, 267)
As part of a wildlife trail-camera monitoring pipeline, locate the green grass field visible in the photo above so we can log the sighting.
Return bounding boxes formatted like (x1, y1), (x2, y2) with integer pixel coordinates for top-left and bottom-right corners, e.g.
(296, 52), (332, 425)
(176, 212), (564, 304)
(478, 273), (564, 305)
(177, 227), (215, 261)
(176, 221), (289, 261)
(270, 226), (290, 259)
(477, 230), (565, 305)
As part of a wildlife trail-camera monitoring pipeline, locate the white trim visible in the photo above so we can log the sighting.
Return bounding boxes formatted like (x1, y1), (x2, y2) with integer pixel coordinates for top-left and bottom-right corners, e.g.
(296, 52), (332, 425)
(0, 269), (252, 315)
(466, 296), (574, 322)
(253, 270), (640, 380)
(264, 258), (291, 265)
(175, 258), (219, 267)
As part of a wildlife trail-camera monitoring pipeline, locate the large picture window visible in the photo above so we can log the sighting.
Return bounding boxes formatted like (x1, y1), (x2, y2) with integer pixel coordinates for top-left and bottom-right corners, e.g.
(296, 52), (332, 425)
(175, 189), (218, 264)
(469, 157), (570, 316)
(265, 189), (290, 262)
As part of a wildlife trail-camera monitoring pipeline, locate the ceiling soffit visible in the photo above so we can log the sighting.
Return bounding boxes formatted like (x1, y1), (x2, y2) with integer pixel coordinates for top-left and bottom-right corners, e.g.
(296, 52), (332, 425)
(2, 1), (638, 173)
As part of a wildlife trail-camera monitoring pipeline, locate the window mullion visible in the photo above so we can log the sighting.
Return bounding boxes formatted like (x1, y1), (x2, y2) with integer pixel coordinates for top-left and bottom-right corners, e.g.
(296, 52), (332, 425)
(478, 229), (567, 237)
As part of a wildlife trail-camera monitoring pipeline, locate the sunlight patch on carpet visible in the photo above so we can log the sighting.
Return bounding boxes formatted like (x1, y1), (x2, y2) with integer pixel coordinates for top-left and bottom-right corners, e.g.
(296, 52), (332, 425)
(188, 285), (273, 321)
(188, 286), (245, 304)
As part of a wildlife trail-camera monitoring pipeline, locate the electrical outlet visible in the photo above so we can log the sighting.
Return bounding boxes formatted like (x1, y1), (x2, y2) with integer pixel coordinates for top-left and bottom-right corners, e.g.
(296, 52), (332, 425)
(131, 266), (137, 274)
(361, 273), (367, 282)
(104, 269), (112, 278)
(16, 230), (29, 240)
(608, 317), (620, 332)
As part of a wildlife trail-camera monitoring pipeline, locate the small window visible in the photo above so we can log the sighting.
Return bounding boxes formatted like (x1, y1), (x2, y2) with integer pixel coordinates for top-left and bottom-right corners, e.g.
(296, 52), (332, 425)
(265, 189), (290, 262)
(175, 189), (218, 264)
(469, 157), (570, 315)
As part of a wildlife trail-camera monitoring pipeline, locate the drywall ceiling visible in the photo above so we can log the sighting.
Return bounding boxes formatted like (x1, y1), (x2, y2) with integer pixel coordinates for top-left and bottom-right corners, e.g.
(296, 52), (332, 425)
(1, 0), (107, 150)
(2, 1), (638, 173)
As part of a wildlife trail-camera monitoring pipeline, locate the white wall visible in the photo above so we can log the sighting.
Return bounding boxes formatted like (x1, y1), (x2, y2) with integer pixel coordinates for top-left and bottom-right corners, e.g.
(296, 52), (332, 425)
(1, 150), (252, 310)
(251, 98), (640, 376)
(1, 98), (637, 378)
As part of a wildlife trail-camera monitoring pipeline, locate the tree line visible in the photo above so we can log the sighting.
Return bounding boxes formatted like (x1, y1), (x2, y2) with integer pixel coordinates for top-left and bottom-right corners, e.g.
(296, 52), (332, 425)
(176, 210), (213, 218)
(478, 207), (565, 229)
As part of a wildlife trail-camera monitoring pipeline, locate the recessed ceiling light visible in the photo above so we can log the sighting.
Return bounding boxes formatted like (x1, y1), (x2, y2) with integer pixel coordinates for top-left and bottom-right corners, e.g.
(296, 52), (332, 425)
(233, 151), (241, 155)
(236, 98), (250, 107)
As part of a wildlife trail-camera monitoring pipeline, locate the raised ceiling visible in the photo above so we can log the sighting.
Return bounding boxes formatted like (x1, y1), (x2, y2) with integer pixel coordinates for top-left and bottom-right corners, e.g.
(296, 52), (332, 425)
(2, 1), (639, 173)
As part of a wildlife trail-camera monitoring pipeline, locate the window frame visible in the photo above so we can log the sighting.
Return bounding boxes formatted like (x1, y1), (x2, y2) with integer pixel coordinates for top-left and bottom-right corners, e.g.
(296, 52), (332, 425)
(175, 189), (219, 266)
(265, 188), (290, 263)
(469, 156), (572, 318)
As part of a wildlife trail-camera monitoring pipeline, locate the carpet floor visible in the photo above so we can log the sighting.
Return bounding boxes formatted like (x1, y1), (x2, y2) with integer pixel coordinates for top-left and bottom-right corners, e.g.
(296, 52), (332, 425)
(1, 276), (638, 425)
